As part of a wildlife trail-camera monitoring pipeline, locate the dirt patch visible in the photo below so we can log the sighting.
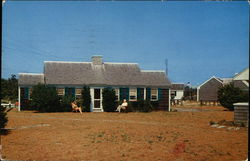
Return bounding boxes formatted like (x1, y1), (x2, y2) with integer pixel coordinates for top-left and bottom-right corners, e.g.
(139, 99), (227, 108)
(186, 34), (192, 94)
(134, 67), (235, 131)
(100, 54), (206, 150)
(1, 109), (248, 161)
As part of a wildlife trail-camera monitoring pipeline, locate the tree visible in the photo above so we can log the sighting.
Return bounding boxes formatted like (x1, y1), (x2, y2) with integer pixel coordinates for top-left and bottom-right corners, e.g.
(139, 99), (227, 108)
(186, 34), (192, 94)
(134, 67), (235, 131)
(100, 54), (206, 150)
(218, 83), (248, 111)
(1, 75), (18, 102)
(30, 84), (60, 112)
(102, 88), (116, 112)
(1, 78), (8, 100)
(0, 106), (8, 129)
(8, 75), (18, 101)
(81, 86), (91, 112)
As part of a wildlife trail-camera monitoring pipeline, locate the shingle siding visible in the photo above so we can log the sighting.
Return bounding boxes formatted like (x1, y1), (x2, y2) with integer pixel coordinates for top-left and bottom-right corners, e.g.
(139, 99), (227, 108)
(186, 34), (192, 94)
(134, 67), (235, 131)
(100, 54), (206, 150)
(171, 83), (184, 90)
(19, 74), (44, 86)
(199, 78), (223, 101)
(233, 80), (249, 91)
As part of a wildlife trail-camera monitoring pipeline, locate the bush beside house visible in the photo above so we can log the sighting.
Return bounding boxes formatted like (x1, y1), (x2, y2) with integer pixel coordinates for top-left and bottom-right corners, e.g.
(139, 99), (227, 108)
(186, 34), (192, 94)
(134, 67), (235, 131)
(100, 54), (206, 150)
(30, 84), (60, 112)
(102, 88), (117, 112)
(218, 83), (249, 111)
(128, 100), (154, 112)
(0, 106), (8, 129)
(81, 86), (91, 112)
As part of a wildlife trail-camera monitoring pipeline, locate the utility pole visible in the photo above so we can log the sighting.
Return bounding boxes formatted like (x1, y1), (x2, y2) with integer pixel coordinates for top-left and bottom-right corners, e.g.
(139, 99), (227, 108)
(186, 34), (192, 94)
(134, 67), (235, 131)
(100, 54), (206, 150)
(165, 58), (168, 76)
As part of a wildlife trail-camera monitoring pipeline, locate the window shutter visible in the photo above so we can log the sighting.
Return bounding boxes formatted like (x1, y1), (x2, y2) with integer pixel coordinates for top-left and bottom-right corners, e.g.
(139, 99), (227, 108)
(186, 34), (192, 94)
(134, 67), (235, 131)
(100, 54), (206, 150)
(158, 88), (162, 100)
(146, 88), (151, 100)
(120, 88), (129, 101)
(25, 88), (29, 99)
(65, 87), (69, 96)
(125, 88), (129, 101)
(72, 88), (75, 98)
(137, 88), (144, 100)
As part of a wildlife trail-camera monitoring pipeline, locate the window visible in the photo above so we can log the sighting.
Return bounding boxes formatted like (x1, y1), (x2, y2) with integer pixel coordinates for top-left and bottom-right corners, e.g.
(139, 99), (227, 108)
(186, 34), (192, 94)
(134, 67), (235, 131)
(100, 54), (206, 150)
(75, 88), (82, 95)
(171, 91), (177, 96)
(57, 88), (64, 96)
(115, 88), (119, 101)
(151, 88), (158, 101)
(75, 88), (82, 99)
(129, 88), (137, 101)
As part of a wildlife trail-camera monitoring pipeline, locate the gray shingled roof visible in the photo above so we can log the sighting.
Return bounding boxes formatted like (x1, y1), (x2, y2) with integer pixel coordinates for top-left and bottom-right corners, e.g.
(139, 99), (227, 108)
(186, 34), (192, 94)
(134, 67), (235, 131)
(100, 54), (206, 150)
(43, 61), (171, 87)
(233, 80), (249, 91)
(19, 73), (44, 86)
(171, 83), (185, 90)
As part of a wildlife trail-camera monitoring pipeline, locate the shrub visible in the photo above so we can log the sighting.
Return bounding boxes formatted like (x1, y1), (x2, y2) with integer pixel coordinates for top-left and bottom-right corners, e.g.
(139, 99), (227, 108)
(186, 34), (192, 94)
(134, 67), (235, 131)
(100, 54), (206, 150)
(150, 101), (159, 110)
(128, 100), (153, 112)
(81, 86), (91, 112)
(30, 84), (60, 112)
(102, 88), (117, 112)
(59, 95), (75, 112)
(218, 83), (249, 111)
(0, 106), (8, 129)
(20, 99), (32, 110)
(140, 100), (153, 112)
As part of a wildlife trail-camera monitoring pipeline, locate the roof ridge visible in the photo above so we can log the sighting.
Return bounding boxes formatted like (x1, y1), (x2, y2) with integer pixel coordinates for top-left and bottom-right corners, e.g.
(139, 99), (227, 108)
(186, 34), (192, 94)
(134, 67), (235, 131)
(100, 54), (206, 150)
(44, 61), (91, 64)
(104, 62), (138, 65)
(141, 70), (165, 72)
(19, 73), (44, 75)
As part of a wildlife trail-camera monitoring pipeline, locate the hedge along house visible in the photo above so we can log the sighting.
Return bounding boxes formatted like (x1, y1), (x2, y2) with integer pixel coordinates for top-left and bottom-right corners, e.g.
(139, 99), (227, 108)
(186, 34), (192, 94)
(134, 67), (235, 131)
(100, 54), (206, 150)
(18, 56), (172, 112)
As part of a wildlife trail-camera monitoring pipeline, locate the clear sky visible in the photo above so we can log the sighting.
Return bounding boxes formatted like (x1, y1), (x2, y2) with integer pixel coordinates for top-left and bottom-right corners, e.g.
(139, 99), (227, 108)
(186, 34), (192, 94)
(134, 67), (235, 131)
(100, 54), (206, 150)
(2, 1), (249, 86)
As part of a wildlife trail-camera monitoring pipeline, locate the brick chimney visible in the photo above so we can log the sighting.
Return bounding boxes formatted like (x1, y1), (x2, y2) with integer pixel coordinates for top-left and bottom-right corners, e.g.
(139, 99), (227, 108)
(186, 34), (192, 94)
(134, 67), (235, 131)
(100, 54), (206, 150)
(91, 55), (103, 65)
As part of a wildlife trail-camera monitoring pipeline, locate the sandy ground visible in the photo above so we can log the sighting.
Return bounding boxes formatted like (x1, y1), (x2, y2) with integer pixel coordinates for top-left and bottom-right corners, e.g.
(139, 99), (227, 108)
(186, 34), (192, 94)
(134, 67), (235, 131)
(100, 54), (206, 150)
(1, 106), (248, 161)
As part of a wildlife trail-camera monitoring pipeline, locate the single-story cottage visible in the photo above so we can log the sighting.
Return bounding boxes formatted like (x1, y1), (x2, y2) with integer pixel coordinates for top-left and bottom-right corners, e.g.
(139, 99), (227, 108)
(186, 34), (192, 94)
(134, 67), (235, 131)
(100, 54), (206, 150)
(18, 56), (172, 112)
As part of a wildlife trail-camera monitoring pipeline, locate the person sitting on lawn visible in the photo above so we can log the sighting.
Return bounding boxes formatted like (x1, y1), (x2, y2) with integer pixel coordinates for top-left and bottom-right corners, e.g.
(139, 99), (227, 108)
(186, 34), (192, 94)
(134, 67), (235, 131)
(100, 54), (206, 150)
(71, 101), (82, 114)
(116, 99), (128, 113)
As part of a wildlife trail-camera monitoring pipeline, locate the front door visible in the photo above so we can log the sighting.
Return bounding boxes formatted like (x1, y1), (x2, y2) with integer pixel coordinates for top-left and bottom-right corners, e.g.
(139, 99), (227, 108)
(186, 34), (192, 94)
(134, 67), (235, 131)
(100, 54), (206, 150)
(94, 88), (101, 109)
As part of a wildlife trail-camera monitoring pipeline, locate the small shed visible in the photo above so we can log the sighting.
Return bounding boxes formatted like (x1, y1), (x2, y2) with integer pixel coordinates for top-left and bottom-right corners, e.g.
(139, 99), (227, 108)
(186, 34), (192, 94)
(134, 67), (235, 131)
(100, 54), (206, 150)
(234, 102), (249, 127)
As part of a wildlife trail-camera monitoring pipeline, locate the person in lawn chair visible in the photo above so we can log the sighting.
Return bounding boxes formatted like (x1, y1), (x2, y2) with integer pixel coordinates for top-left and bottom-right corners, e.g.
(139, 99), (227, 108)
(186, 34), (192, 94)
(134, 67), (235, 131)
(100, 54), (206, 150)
(71, 101), (83, 114)
(116, 99), (128, 113)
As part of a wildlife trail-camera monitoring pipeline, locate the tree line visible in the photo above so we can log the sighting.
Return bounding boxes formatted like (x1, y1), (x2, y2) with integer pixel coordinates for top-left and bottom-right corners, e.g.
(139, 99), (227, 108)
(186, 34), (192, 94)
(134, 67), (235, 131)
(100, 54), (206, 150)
(1, 75), (18, 102)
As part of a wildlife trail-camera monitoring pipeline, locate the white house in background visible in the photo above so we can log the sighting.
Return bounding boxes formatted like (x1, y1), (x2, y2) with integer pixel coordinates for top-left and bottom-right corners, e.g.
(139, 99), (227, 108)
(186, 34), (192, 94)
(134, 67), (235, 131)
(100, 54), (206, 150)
(232, 68), (249, 91)
(170, 83), (184, 100)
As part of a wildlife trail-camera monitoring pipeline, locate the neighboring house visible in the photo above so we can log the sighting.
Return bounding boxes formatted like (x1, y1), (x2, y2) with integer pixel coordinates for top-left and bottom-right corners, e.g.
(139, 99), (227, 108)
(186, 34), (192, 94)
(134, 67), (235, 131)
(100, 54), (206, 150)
(232, 68), (249, 91)
(197, 67), (249, 104)
(197, 76), (232, 104)
(18, 56), (172, 112)
(170, 83), (184, 105)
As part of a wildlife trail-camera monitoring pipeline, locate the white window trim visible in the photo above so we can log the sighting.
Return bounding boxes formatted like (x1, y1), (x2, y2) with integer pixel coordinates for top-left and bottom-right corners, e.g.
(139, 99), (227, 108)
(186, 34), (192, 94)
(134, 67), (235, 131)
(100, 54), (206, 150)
(93, 88), (102, 109)
(115, 88), (120, 101)
(151, 88), (158, 101)
(129, 88), (137, 101)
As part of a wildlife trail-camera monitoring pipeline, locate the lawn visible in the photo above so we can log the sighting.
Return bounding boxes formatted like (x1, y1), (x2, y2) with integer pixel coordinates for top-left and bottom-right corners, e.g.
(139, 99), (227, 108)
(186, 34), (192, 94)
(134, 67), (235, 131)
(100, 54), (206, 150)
(1, 107), (248, 161)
